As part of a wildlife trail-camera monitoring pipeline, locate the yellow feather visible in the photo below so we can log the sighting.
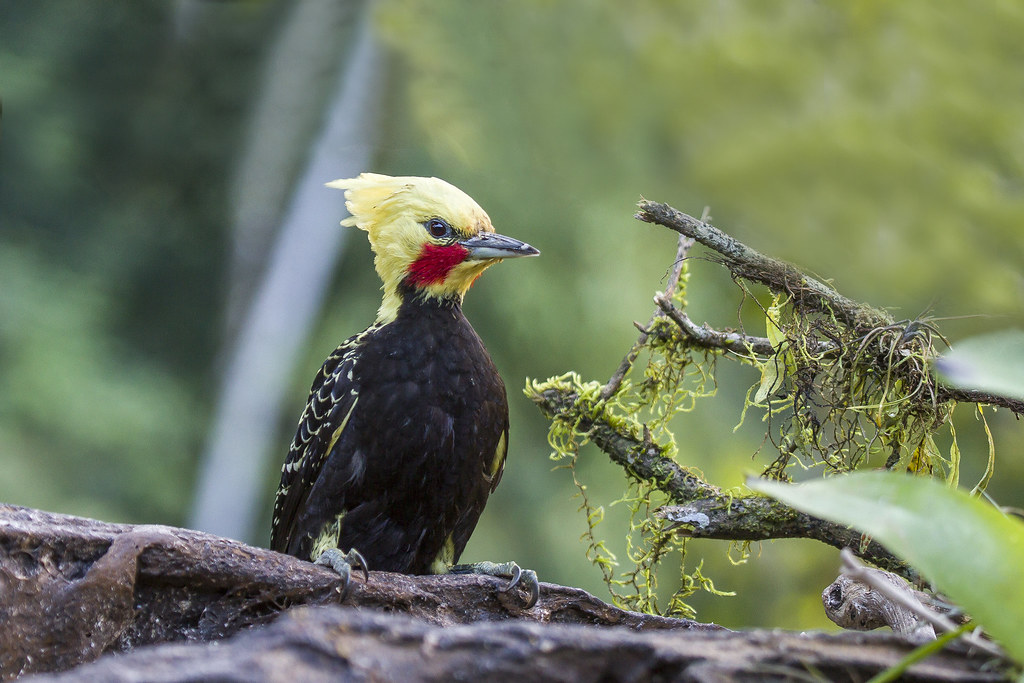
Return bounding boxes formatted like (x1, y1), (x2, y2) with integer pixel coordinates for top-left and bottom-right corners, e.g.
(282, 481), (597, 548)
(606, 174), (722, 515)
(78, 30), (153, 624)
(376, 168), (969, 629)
(429, 534), (456, 575)
(310, 512), (346, 561)
(486, 431), (507, 487)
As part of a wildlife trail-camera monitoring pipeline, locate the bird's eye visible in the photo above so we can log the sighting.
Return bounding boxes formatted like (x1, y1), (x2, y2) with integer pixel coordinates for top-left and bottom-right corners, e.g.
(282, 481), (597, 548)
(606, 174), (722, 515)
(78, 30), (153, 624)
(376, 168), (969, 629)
(425, 218), (452, 239)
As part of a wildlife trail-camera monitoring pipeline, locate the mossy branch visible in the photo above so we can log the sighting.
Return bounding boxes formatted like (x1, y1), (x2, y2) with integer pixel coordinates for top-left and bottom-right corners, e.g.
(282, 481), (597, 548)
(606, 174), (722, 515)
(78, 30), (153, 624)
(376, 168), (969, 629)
(637, 200), (1024, 415)
(652, 292), (825, 357)
(656, 499), (914, 581)
(529, 381), (717, 501)
(527, 381), (913, 580)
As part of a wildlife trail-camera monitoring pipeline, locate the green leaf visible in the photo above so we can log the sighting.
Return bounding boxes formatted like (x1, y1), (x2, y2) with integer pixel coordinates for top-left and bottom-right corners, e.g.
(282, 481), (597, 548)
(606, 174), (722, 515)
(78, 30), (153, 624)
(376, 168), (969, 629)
(935, 330), (1024, 401)
(750, 472), (1024, 663)
(754, 356), (782, 404)
(764, 294), (787, 350)
(755, 295), (789, 404)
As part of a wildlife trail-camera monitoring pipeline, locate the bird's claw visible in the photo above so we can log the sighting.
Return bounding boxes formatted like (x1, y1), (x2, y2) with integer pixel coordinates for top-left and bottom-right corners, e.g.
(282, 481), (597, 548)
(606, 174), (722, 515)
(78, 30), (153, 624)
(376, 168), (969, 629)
(450, 560), (540, 609)
(314, 547), (369, 598)
(501, 566), (540, 609)
(503, 563), (523, 590)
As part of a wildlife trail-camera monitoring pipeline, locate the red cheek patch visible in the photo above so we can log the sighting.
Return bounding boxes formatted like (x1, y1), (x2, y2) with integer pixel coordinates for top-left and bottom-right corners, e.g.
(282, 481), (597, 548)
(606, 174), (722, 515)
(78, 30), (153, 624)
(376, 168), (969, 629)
(406, 243), (470, 286)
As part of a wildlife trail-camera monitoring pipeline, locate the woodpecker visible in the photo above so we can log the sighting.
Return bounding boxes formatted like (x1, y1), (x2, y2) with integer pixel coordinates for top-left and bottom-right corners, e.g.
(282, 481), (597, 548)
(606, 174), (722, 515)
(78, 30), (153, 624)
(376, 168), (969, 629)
(270, 173), (540, 605)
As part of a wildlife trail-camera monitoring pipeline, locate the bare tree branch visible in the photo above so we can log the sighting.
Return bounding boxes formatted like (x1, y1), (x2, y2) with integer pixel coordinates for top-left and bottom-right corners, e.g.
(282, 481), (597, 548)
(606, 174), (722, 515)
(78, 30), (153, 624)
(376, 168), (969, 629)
(636, 200), (891, 330)
(935, 386), (1024, 417)
(653, 292), (778, 356)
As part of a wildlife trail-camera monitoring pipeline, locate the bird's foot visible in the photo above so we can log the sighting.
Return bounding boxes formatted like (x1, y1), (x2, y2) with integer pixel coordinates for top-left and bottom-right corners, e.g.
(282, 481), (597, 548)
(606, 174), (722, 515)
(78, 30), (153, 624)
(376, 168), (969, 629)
(314, 547), (369, 598)
(450, 560), (539, 609)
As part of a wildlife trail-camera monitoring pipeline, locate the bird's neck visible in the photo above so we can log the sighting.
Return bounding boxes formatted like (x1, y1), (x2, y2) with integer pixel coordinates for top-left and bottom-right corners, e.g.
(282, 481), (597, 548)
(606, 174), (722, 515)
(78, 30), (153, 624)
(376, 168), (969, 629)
(376, 280), (463, 325)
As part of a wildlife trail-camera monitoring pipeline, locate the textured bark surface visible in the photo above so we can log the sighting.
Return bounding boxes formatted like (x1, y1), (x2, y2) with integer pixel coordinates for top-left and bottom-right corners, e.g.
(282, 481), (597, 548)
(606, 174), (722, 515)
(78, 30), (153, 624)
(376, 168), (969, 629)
(0, 504), (711, 680)
(1, 504), (1012, 682)
(27, 606), (1010, 683)
(823, 572), (938, 637)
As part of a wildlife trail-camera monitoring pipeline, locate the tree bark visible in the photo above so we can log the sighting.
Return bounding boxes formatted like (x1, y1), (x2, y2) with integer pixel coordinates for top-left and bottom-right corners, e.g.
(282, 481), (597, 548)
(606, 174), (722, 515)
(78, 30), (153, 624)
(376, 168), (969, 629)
(27, 606), (1009, 683)
(1, 505), (1011, 682)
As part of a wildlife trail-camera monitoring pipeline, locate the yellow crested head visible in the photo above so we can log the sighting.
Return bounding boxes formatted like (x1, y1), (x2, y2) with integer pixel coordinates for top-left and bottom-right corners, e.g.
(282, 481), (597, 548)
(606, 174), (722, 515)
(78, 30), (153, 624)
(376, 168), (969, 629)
(327, 173), (538, 322)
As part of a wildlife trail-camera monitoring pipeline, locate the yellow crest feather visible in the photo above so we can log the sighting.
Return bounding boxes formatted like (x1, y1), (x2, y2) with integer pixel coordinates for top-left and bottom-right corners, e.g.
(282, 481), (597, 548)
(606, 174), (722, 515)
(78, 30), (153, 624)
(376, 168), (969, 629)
(325, 173), (492, 237)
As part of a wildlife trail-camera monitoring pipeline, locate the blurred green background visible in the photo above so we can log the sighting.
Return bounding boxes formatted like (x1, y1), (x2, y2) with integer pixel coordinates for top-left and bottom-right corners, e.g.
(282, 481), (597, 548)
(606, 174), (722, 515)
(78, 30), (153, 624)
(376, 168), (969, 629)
(2, 0), (1022, 630)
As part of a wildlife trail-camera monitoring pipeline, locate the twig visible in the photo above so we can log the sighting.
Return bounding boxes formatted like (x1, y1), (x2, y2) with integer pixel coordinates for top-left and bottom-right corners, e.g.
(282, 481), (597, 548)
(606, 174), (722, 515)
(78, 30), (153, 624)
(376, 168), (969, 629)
(653, 294), (838, 357)
(601, 235), (694, 400)
(936, 386), (1024, 417)
(636, 201), (892, 331)
(653, 293), (777, 356)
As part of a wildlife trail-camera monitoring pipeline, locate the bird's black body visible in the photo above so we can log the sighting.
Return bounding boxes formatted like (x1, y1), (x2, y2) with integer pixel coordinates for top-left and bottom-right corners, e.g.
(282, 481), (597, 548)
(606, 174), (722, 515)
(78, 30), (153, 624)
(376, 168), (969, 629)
(270, 285), (508, 574)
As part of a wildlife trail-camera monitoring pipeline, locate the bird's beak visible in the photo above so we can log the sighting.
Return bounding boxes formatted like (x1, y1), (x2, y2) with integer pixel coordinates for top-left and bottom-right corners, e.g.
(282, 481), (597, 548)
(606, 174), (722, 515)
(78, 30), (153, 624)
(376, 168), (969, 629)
(459, 232), (540, 261)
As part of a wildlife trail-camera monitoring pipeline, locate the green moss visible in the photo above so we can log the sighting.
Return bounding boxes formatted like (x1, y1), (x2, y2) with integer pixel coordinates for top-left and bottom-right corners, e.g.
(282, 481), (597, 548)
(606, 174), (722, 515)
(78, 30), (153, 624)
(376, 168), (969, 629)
(743, 290), (958, 481)
(526, 264), (732, 614)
